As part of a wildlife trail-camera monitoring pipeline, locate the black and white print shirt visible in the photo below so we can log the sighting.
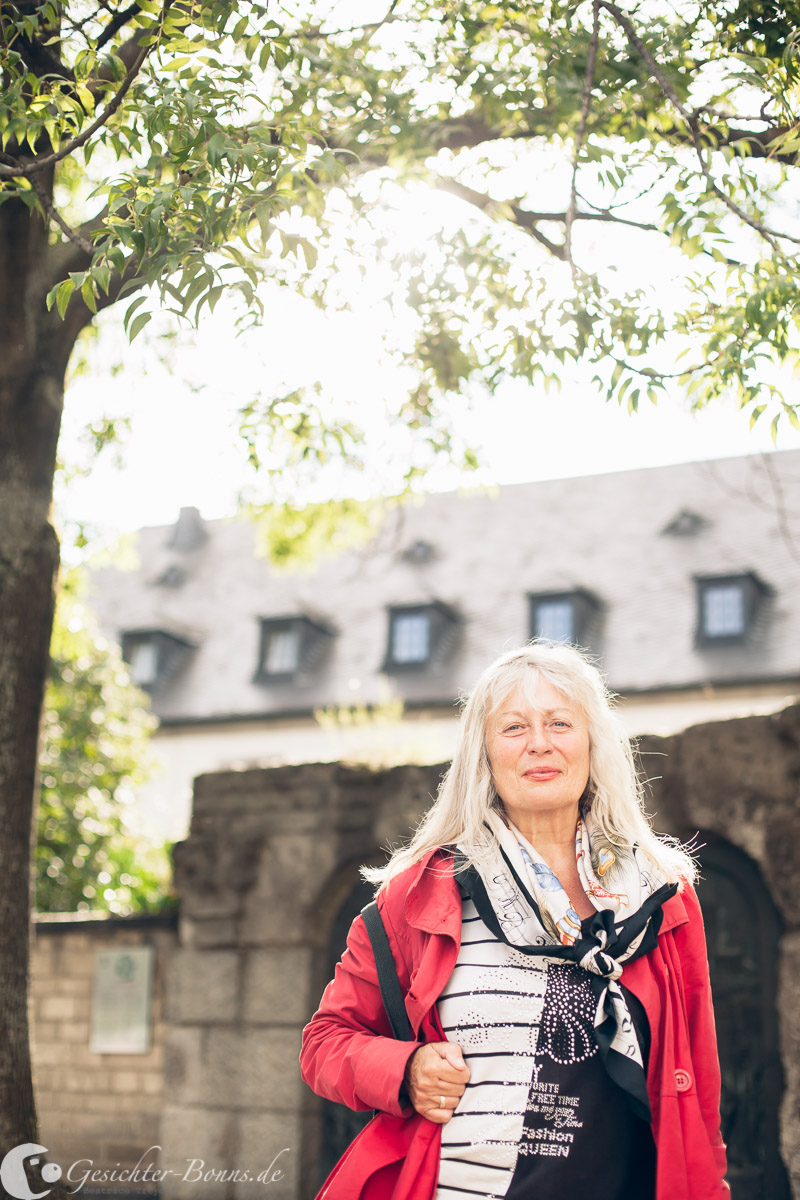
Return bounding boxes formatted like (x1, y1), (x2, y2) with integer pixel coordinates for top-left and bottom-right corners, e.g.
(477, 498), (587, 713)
(434, 898), (656, 1200)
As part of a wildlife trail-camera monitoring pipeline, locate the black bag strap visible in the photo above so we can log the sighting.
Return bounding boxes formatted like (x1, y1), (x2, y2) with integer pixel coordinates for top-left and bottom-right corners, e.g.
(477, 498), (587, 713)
(361, 900), (414, 1042)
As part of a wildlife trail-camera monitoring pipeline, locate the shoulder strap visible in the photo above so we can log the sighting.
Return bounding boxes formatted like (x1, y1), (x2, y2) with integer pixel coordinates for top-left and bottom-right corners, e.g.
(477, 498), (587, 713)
(361, 900), (414, 1042)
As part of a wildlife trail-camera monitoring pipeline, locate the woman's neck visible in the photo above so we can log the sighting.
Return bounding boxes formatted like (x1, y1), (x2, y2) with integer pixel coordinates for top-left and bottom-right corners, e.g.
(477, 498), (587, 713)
(506, 806), (580, 862)
(507, 807), (595, 919)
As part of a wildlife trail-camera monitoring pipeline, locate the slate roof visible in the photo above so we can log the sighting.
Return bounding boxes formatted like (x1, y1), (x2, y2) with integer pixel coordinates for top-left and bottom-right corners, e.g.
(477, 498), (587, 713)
(88, 449), (800, 723)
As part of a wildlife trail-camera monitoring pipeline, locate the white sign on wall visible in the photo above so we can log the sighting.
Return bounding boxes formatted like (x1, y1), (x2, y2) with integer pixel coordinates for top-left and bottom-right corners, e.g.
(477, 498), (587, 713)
(89, 946), (155, 1054)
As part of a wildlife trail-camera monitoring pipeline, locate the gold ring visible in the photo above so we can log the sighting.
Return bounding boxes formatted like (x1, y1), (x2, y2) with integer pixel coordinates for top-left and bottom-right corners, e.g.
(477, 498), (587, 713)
(439, 1095), (446, 1109)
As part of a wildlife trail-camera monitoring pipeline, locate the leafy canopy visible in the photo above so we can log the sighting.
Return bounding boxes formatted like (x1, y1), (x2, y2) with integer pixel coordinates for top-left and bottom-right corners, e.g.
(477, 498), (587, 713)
(3, 0), (800, 463)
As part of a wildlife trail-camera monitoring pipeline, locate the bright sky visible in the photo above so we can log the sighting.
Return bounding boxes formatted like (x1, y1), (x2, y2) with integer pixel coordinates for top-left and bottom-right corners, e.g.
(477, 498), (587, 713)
(56, 290), (800, 552)
(54, 137), (800, 549)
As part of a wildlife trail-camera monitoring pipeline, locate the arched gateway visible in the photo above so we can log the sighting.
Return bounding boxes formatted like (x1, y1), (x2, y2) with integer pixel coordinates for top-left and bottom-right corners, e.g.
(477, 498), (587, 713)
(697, 839), (790, 1200)
(159, 713), (800, 1200)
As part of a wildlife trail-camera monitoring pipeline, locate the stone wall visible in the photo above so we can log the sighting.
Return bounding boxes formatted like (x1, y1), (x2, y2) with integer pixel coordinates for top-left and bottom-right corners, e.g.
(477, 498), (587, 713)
(639, 704), (800, 1193)
(161, 761), (443, 1200)
(162, 708), (800, 1200)
(30, 913), (178, 1177)
(32, 708), (798, 1196)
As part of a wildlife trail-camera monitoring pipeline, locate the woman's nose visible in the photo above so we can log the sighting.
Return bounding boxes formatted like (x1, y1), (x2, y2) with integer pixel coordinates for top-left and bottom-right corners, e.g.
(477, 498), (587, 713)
(526, 724), (553, 753)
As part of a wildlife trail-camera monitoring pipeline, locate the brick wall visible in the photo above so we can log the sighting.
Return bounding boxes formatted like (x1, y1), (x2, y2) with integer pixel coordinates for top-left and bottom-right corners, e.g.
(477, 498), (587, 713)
(30, 913), (178, 1180)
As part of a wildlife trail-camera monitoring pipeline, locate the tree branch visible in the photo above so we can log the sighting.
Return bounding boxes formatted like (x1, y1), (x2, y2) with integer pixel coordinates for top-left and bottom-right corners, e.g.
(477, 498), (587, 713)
(565, 1), (600, 281)
(30, 175), (94, 255)
(305, 0), (400, 42)
(434, 177), (565, 258)
(0, 16), (156, 180)
(435, 175), (660, 238)
(13, 30), (76, 83)
(597, 0), (800, 249)
(608, 354), (707, 382)
(95, 2), (142, 52)
(658, 115), (800, 165)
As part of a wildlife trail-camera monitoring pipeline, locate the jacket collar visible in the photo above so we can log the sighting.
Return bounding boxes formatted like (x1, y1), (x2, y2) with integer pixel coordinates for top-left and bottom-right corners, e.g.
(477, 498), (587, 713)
(658, 885), (689, 934)
(402, 849), (461, 936)
(401, 847), (690, 938)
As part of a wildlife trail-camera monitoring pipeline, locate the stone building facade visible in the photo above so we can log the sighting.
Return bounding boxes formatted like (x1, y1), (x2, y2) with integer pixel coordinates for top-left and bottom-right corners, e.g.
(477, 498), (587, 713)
(88, 450), (800, 845)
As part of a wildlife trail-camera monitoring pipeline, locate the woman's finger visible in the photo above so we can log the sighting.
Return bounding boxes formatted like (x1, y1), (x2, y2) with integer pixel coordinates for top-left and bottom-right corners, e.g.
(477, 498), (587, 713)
(421, 1092), (459, 1123)
(404, 1044), (470, 1120)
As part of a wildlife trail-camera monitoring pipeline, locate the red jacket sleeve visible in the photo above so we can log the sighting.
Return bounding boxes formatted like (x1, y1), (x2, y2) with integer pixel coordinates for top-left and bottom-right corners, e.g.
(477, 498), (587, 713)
(674, 881), (729, 1188)
(299, 900), (421, 1117)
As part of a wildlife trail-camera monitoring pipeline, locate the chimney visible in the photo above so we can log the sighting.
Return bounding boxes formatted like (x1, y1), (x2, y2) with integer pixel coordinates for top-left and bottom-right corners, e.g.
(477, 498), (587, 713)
(169, 507), (207, 552)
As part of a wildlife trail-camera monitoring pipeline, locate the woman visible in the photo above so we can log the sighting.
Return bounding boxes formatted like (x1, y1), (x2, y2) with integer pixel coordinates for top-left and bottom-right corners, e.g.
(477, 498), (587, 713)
(300, 643), (729, 1200)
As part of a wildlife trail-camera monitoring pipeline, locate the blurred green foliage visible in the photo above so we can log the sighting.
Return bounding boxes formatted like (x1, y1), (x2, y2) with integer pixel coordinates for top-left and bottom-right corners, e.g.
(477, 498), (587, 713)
(35, 573), (174, 915)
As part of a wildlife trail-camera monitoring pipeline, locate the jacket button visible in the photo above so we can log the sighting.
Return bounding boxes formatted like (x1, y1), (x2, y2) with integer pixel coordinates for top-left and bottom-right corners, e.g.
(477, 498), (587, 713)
(675, 1068), (692, 1092)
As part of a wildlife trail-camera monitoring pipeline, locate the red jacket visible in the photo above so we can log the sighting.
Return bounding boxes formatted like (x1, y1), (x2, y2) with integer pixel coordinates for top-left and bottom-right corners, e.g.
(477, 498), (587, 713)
(300, 850), (729, 1200)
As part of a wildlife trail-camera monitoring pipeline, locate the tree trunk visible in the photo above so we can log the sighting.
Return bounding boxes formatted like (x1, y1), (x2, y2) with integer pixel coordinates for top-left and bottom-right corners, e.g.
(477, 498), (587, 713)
(0, 185), (72, 1161)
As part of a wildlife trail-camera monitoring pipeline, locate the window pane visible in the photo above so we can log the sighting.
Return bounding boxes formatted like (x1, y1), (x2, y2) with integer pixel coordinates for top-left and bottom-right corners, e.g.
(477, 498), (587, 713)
(392, 613), (430, 663)
(129, 640), (159, 686)
(535, 600), (574, 643)
(703, 584), (745, 637)
(264, 628), (300, 674)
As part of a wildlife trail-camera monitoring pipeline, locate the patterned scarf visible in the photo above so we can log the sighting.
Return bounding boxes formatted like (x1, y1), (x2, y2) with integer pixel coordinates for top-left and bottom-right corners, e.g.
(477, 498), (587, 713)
(454, 810), (677, 1121)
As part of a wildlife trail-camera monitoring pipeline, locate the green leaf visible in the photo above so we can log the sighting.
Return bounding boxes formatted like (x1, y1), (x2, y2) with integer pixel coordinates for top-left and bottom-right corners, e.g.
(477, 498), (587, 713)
(55, 278), (74, 319)
(206, 131), (226, 167)
(273, 43), (291, 69)
(93, 263), (112, 296)
(300, 238), (318, 269)
(76, 84), (95, 113)
(54, 278), (75, 319)
(80, 277), (98, 314)
(128, 311), (152, 342)
(123, 295), (147, 332)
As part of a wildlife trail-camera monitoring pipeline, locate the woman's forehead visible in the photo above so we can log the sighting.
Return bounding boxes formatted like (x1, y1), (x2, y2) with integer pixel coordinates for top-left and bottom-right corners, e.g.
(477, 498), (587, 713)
(491, 677), (582, 718)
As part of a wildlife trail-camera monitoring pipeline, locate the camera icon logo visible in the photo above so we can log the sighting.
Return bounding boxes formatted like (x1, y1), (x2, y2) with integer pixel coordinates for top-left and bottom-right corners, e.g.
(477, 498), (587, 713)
(0, 1144), (62, 1200)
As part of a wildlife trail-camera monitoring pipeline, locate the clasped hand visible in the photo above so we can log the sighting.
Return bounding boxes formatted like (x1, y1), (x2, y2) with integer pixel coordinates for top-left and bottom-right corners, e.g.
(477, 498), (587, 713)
(403, 1041), (470, 1123)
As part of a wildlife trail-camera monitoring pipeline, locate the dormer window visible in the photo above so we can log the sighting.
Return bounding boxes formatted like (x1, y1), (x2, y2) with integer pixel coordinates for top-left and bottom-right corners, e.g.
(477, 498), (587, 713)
(401, 540), (436, 565)
(392, 611), (430, 663)
(696, 573), (767, 646)
(256, 616), (332, 682)
(384, 603), (458, 670)
(529, 590), (599, 646)
(128, 639), (159, 687)
(661, 509), (707, 537)
(121, 630), (194, 690)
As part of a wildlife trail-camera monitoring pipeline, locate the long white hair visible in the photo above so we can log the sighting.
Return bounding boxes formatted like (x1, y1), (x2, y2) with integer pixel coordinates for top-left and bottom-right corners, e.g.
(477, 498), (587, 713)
(364, 641), (696, 889)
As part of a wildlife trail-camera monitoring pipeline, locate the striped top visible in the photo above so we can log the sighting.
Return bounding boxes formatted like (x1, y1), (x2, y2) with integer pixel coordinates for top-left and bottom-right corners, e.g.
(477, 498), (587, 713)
(434, 897), (655, 1200)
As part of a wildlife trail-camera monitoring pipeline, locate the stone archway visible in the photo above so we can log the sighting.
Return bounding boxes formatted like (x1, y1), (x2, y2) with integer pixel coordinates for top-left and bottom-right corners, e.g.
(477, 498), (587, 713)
(161, 716), (800, 1199)
(639, 702), (800, 1194)
(696, 839), (791, 1200)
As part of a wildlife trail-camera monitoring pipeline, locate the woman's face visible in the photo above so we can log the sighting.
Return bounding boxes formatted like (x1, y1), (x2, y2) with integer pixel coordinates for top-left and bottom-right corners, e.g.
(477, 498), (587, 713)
(486, 678), (591, 831)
